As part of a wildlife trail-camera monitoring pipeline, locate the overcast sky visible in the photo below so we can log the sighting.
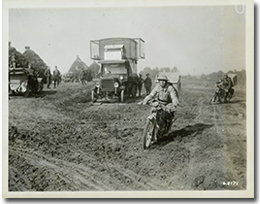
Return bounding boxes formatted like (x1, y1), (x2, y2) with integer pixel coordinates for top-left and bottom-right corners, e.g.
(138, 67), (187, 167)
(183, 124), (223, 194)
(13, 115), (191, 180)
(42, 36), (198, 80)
(9, 5), (246, 75)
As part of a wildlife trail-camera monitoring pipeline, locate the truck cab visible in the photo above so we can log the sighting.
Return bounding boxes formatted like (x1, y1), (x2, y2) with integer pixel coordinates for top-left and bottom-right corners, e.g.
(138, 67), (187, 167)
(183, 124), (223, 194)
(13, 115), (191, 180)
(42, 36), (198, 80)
(90, 38), (145, 102)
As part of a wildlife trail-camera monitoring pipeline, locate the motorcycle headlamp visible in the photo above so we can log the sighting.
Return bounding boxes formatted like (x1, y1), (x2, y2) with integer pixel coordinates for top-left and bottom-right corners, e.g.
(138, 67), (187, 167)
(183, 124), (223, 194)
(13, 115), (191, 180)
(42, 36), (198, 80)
(120, 75), (124, 80)
(114, 82), (119, 88)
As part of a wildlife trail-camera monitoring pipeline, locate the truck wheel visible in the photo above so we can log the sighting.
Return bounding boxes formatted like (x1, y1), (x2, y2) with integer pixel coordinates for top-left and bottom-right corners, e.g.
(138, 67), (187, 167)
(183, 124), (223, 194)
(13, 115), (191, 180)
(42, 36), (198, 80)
(120, 90), (124, 102)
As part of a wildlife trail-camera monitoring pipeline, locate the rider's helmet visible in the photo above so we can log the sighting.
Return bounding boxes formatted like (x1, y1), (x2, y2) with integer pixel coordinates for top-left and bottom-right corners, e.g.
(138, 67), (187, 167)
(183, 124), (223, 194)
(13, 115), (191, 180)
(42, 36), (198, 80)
(157, 73), (168, 81)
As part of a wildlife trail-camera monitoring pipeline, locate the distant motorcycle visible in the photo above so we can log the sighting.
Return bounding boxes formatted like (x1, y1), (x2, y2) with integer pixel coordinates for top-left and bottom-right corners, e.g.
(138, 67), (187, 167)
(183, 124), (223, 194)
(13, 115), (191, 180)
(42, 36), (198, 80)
(140, 100), (175, 149)
(209, 81), (234, 104)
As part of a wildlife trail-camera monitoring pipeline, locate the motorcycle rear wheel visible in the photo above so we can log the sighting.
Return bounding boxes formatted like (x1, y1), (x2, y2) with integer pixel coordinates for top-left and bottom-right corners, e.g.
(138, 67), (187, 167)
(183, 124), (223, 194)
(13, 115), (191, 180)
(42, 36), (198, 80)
(226, 92), (232, 102)
(143, 120), (154, 149)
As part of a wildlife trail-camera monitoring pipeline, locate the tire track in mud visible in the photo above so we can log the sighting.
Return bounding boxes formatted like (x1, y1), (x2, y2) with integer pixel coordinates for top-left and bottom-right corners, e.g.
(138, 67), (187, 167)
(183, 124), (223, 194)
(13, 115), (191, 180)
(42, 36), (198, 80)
(9, 146), (107, 190)
(9, 146), (161, 190)
(212, 102), (246, 189)
(179, 87), (230, 189)
(82, 104), (167, 190)
(222, 102), (247, 189)
(177, 88), (214, 189)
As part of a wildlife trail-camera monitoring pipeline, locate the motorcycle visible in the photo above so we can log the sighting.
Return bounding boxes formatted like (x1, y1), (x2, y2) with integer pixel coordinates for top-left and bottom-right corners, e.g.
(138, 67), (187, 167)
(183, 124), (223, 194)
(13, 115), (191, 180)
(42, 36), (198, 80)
(140, 100), (175, 149)
(209, 81), (234, 104)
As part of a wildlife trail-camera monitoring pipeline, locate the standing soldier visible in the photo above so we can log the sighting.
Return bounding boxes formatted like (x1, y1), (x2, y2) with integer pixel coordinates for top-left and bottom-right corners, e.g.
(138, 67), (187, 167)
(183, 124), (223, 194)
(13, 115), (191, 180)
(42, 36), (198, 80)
(137, 74), (144, 97)
(144, 73), (152, 95)
(53, 66), (61, 88)
(26, 63), (38, 96)
(44, 67), (52, 89)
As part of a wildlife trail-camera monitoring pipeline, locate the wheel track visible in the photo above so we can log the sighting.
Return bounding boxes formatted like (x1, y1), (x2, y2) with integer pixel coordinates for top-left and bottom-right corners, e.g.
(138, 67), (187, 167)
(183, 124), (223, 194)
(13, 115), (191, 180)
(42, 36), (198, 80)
(9, 146), (161, 190)
(212, 103), (246, 189)
(9, 146), (106, 190)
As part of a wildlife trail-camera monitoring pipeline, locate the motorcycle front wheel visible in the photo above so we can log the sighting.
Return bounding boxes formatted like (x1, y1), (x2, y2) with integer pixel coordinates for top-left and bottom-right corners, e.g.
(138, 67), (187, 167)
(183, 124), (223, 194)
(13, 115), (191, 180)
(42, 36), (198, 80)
(209, 93), (217, 105)
(143, 120), (155, 149)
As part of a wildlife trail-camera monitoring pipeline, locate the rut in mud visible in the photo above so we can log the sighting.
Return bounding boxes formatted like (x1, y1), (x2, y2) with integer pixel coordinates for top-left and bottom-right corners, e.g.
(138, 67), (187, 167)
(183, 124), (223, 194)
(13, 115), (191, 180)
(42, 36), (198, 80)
(8, 79), (247, 191)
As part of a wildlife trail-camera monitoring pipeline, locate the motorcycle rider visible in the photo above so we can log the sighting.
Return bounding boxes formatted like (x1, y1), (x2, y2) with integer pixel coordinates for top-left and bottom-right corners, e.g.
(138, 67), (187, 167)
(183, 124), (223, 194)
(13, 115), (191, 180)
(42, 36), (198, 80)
(221, 73), (233, 102)
(139, 73), (179, 139)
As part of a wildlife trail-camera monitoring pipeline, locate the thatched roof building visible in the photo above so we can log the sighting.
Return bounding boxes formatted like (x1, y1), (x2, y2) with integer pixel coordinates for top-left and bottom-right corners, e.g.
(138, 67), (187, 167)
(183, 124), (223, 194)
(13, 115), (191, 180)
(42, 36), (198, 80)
(89, 60), (100, 78)
(68, 56), (89, 78)
(8, 42), (28, 68)
(22, 46), (48, 77)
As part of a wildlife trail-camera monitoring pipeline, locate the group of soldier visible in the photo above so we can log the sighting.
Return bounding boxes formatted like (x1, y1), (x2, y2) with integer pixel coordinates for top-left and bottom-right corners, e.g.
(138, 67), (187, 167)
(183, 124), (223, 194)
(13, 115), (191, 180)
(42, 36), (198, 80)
(137, 73), (152, 97)
(44, 66), (61, 89)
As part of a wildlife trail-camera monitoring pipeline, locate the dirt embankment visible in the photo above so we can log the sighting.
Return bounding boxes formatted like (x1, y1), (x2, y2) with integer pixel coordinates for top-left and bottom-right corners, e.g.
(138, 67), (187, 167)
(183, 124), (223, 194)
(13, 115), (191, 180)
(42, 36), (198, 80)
(8, 80), (247, 191)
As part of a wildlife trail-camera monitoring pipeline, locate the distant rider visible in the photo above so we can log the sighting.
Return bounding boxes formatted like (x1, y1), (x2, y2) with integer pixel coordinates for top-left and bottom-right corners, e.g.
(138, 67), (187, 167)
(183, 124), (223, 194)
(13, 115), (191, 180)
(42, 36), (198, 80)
(221, 74), (233, 102)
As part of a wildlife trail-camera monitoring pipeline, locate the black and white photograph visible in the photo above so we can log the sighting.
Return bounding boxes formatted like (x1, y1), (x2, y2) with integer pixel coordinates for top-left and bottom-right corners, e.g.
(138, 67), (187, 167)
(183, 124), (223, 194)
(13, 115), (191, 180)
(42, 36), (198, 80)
(2, 0), (254, 198)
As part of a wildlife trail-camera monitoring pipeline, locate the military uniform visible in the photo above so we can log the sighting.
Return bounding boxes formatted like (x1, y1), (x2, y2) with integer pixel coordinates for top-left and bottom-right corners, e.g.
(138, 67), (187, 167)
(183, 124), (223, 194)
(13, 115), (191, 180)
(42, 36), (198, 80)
(222, 75), (233, 101)
(44, 68), (52, 88)
(143, 83), (179, 114)
(27, 67), (38, 96)
(137, 75), (144, 97)
(53, 67), (61, 88)
(144, 75), (152, 95)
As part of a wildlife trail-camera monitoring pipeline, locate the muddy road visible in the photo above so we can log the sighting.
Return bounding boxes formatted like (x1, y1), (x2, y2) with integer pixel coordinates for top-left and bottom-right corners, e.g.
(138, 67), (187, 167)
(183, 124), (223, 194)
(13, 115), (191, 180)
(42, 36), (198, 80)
(8, 79), (247, 191)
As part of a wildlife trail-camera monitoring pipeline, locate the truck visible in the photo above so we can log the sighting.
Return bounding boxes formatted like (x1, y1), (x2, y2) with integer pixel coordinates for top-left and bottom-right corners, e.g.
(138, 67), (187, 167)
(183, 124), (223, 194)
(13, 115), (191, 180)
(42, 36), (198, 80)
(9, 67), (44, 97)
(90, 37), (145, 102)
